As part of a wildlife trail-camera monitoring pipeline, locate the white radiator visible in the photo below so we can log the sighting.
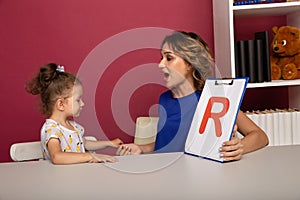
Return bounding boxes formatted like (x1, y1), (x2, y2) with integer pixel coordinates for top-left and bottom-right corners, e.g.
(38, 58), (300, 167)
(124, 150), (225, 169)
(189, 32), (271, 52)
(245, 109), (300, 146)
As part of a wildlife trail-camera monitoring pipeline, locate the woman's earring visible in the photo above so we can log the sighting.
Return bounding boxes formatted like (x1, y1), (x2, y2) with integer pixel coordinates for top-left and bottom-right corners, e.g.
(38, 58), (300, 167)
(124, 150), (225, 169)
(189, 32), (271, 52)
(192, 70), (201, 81)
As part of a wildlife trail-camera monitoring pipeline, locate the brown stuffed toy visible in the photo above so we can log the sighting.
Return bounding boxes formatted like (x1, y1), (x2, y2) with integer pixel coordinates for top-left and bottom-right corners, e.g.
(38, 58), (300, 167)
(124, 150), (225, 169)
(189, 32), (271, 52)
(270, 25), (300, 80)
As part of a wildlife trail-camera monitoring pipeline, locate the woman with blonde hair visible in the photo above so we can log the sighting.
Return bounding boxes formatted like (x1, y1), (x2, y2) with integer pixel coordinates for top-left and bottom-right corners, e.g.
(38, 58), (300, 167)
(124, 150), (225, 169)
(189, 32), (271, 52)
(117, 31), (268, 161)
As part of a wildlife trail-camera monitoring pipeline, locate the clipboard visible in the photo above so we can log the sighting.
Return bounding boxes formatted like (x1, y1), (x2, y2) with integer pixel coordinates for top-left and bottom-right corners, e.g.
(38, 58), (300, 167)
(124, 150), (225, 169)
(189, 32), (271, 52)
(184, 78), (248, 162)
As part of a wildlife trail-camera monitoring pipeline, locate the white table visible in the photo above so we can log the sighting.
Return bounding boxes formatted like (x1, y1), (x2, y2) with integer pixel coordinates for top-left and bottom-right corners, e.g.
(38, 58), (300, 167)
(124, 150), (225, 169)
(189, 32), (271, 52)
(0, 145), (300, 200)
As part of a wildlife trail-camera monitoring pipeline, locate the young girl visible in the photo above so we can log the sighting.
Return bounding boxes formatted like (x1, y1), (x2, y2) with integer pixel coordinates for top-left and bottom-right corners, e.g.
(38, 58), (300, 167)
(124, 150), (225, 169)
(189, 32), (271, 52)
(26, 63), (123, 164)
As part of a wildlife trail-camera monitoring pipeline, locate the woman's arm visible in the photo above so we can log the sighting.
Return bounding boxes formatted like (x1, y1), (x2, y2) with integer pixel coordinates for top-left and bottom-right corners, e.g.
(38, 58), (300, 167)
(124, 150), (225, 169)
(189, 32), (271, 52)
(236, 110), (269, 153)
(139, 142), (155, 153)
(220, 110), (269, 161)
(116, 142), (155, 155)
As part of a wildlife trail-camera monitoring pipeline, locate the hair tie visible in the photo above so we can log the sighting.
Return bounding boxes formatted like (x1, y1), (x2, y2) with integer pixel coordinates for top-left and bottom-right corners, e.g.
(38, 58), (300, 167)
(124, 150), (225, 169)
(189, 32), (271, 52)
(56, 65), (65, 73)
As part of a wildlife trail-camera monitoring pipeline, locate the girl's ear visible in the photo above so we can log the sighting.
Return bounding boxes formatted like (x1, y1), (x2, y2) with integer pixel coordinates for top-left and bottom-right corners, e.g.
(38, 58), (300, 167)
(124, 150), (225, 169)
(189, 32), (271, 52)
(55, 98), (65, 111)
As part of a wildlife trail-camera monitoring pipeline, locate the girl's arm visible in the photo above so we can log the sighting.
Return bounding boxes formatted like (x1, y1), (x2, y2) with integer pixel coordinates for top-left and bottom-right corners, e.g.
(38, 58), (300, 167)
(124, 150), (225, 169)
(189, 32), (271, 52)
(47, 138), (117, 164)
(83, 138), (123, 151)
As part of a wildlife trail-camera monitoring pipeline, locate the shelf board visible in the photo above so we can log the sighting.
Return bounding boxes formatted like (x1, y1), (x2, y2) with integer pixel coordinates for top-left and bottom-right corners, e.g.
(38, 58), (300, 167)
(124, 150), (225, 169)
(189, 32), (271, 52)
(247, 79), (300, 88)
(233, 2), (300, 17)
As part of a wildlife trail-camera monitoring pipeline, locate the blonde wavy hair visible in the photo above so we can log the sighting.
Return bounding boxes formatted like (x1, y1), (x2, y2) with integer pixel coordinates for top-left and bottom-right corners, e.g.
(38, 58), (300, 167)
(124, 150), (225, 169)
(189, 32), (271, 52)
(161, 31), (213, 91)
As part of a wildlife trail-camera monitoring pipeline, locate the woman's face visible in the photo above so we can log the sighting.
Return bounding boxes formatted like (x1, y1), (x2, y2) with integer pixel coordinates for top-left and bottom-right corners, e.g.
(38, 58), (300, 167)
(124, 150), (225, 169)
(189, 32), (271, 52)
(159, 43), (193, 90)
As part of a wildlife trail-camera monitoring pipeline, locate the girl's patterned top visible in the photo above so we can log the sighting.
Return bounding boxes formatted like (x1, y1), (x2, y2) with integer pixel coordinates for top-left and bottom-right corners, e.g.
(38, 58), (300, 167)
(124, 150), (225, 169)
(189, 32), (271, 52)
(40, 119), (85, 160)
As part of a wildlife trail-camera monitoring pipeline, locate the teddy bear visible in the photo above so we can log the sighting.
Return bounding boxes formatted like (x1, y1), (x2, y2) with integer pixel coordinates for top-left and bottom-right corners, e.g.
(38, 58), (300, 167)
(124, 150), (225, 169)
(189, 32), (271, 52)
(270, 25), (300, 80)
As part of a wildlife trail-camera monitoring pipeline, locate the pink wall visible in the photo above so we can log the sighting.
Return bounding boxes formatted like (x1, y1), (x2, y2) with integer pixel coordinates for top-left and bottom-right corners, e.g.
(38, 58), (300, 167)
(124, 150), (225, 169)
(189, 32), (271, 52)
(0, 1), (289, 163)
(0, 0), (213, 162)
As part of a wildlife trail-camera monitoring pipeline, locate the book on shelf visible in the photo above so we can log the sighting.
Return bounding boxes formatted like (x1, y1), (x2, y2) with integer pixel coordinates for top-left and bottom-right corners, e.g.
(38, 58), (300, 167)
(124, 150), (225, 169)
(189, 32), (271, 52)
(235, 40), (261, 83)
(233, 0), (287, 6)
(234, 41), (241, 79)
(247, 40), (257, 83)
(255, 39), (265, 82)
(235, 30), (271, 83)
(255, 31), (271, 82)
(246, 108), (300, 146)
(235, 40), (248, 79)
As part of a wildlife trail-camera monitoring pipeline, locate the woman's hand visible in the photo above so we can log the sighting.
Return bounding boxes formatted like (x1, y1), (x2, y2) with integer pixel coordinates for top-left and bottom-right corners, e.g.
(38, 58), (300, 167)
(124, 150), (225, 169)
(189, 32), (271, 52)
(89, 153), (118, 163)
(116, 143), (142, 156)
(110, 138), (124, 148)
(219, 135), (244, 162)
(219, 125), (244, 162)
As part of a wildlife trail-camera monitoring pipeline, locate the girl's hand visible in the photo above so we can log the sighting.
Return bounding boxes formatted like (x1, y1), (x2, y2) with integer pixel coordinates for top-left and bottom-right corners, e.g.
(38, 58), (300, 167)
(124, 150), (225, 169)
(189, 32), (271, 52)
(110, 138), (124, 148)
(89, 153), (118, 163)
(116, 143), (142, 156)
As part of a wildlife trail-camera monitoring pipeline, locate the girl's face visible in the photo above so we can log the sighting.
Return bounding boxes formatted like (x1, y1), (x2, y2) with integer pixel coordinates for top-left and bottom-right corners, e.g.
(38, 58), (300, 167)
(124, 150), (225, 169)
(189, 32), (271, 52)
(159, 43), (194, 90)
(65, 84), (84, 117)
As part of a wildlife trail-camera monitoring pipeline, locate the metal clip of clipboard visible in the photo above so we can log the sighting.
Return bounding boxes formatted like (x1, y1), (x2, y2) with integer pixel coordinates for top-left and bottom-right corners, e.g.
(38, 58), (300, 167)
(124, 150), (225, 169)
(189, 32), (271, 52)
(214, 78), (234, 85)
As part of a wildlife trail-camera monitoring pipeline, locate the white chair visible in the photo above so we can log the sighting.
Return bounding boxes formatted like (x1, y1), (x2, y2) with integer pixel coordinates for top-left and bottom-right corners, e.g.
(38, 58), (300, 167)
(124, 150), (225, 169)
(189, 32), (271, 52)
(10, 141), (43, 161)
(84, 136), (97, 141)
(134, 117), (159, 145)
(83, 136), (97, 153)
(10, 136), (98, 162)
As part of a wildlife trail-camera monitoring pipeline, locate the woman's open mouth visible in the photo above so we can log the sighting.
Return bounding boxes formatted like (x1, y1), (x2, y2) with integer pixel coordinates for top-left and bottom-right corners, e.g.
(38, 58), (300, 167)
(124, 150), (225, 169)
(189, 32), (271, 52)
(163, 72), (170, 81)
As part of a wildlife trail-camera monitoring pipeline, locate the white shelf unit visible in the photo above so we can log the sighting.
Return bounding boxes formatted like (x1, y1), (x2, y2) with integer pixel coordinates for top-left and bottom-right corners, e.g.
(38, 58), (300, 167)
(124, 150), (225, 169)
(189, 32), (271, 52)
(212, 0), (300, 109)
(247, 79), (300, 88)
